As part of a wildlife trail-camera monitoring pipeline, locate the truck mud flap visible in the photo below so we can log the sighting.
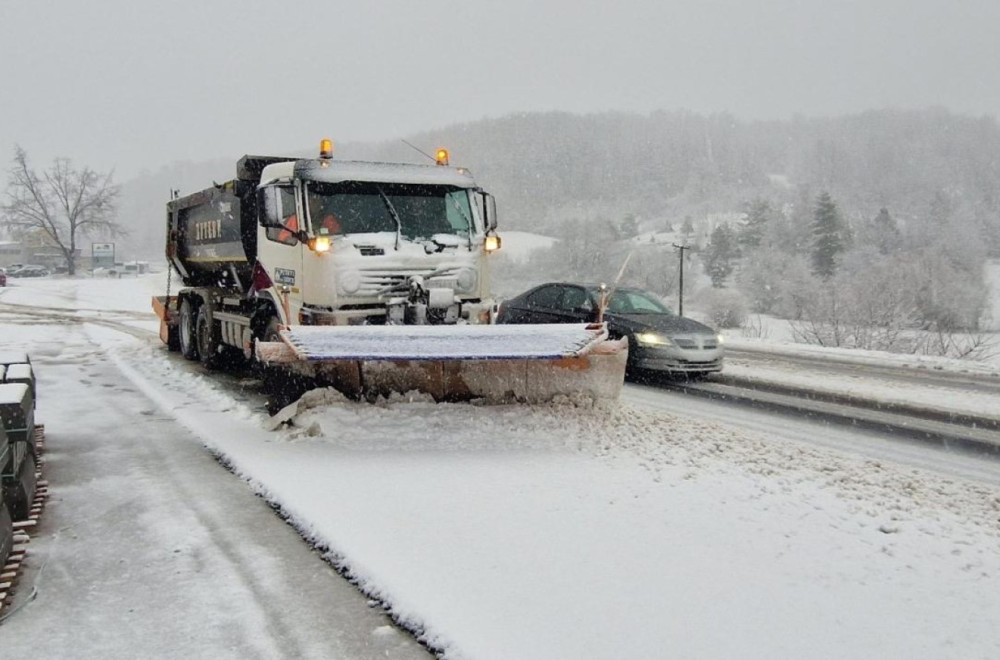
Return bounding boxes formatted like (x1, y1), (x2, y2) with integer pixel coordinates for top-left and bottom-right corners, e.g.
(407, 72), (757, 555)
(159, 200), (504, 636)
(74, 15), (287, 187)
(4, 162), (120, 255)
(151, 296), (178, 347)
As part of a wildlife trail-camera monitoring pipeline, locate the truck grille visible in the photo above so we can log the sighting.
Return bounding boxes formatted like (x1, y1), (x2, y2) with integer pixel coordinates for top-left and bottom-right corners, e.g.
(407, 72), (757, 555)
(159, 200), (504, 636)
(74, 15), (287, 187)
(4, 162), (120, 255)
(356, 270), (458, 296)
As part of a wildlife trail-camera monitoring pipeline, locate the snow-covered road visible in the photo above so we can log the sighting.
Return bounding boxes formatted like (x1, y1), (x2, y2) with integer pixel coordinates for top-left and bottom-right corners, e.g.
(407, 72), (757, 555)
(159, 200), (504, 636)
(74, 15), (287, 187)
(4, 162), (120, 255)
(0, 296), (429, 658)
(2, 275), (1000, 659)
(624, 382), (1000, 485)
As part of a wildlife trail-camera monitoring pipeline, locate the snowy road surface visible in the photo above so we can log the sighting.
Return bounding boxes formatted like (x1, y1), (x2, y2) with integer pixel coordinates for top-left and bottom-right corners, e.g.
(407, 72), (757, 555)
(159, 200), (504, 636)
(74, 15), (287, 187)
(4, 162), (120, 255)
(623, 382), (1000, 486)
(2, 275), (1000, 659)
(0, 311), (429, 657)
(724, 346), (1000, 422)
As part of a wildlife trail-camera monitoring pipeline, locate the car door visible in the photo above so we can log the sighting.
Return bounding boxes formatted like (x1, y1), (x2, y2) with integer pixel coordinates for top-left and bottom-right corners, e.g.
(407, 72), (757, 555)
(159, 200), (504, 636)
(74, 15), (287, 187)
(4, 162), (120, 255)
(510, 284), (565, 324)
(551, 285), (596, 323)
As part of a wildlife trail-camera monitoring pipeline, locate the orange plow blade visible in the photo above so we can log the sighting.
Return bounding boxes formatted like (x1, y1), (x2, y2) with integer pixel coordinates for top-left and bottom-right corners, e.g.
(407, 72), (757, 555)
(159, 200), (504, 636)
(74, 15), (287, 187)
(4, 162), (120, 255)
(256, 324), (627, 403)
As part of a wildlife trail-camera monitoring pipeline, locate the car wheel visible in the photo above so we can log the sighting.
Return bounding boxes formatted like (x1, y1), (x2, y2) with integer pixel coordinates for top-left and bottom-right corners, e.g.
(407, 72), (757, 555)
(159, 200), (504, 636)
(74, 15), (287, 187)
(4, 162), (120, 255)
(179, 299), (199, 360)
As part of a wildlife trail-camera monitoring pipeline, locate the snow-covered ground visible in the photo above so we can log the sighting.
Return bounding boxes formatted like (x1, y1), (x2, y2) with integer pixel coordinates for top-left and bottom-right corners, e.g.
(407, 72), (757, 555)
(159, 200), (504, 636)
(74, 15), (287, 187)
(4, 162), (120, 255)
(728, 315), (1000, 373)
(2, 275), (1000, 658)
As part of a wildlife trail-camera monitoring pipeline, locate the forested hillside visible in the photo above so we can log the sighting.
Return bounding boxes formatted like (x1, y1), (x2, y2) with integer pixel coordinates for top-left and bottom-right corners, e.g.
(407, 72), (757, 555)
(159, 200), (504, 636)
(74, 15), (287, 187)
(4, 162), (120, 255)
(117, 108), (1000, 350)
(122, 107), (999, 258)
(355, 108), (1000, 250)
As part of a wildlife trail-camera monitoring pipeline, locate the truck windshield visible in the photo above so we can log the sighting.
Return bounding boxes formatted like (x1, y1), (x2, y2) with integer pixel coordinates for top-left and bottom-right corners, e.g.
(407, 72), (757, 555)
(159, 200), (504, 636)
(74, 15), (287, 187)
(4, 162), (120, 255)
(305, 181), (474, 240)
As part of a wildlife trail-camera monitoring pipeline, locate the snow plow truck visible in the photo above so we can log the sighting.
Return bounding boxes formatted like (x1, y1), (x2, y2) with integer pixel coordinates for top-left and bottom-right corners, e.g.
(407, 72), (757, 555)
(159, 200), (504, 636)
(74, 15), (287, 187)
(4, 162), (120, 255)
(153, 140), (627, 407)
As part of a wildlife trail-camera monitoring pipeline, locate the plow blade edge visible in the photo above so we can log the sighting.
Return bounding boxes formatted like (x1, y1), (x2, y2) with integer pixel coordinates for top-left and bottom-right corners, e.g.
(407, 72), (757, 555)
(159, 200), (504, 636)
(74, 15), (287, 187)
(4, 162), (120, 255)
(256, 324), (627, 403)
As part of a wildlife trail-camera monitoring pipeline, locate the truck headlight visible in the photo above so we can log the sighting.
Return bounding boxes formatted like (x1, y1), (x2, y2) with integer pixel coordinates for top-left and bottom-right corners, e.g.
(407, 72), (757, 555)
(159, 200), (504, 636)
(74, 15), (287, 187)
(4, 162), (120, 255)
(716, 334), (725, 344)
(456, 268), (477, 293)
(635, 331), (673, 347)
(339, 270), (361, 295)
(309, 236), (331, 253)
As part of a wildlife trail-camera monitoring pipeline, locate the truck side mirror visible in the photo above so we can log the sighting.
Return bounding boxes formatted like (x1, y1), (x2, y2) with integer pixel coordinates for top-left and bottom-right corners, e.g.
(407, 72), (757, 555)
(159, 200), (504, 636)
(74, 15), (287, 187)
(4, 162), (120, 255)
(480, 192), (498, 231)
(257, 187), (283, 228)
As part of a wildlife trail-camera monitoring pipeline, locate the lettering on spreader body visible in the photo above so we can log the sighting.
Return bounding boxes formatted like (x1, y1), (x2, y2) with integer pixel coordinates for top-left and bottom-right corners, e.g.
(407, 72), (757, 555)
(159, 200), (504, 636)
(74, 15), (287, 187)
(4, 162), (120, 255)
(194, 219), (223, 241)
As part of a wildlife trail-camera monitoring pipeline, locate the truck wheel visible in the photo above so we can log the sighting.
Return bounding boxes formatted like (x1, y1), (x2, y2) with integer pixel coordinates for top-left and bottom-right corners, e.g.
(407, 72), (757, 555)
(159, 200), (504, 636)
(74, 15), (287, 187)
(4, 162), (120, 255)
(196, 306), (221, 369)
(4, 452), (37, 521)
(179, 299), (199, 360)
(263, 316), (282, 342)
(259, 316), (310, 413)
(166, 324), (181, 352)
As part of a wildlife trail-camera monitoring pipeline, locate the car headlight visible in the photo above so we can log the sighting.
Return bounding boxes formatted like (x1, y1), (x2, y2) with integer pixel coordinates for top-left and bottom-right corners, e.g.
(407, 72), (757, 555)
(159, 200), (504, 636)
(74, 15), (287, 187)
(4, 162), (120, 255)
(716, 334), (725, 345)
(635, 331), (673, 347)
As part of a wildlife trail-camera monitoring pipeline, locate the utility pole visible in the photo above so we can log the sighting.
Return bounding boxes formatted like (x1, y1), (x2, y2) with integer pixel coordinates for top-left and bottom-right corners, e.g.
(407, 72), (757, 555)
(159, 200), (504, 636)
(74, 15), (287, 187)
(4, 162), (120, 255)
(673, 243), (689, 316)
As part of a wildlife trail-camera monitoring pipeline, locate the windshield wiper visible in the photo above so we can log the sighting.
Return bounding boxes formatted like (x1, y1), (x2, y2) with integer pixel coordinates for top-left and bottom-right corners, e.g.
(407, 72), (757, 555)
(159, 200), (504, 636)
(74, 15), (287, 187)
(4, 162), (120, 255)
(376, 186), (403, 251)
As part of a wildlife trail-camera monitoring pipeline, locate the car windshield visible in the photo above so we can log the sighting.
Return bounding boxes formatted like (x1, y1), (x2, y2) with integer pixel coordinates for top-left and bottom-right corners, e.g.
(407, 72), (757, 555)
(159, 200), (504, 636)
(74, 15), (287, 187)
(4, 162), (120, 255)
(304, 181), (474, 240)
(593, 288), (673, 315)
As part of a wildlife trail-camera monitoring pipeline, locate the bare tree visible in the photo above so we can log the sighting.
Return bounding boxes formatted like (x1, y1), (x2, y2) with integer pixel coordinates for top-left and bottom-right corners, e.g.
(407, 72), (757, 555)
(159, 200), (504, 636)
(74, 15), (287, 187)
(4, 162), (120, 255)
(1, 146), (121, 275)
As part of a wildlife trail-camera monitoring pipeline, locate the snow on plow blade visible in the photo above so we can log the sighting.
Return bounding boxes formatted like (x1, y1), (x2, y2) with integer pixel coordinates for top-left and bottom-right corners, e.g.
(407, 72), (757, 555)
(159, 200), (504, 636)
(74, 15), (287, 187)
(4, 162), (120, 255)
(256, 324), (627, 403)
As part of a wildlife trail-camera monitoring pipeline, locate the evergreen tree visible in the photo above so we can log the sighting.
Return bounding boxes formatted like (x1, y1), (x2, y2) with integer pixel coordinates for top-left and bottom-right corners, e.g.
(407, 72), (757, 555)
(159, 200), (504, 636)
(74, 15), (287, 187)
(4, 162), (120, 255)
(619, 213), (638, 238)
(680, 216), (694, 240)
(704, 223), (739, 288)
(738, 198), (774, 249)
(871, 207), (900, 255)
(811, 192), (846, 279)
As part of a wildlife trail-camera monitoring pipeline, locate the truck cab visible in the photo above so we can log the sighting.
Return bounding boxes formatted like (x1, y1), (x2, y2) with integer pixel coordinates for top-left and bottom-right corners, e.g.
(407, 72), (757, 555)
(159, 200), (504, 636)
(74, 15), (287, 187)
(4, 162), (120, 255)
(160, 142), (502, 368)
(254, 148), (500, 327)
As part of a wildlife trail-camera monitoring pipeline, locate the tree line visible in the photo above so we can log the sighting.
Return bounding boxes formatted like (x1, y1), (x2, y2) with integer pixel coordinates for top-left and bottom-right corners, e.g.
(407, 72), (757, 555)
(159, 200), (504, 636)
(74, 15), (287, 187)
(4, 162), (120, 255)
(3, 106), (998, 323)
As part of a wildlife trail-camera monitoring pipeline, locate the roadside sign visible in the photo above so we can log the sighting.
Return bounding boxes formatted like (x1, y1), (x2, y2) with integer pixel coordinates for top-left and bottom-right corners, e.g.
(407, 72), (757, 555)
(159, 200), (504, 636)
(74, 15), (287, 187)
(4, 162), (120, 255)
(92, 242), (115, 268)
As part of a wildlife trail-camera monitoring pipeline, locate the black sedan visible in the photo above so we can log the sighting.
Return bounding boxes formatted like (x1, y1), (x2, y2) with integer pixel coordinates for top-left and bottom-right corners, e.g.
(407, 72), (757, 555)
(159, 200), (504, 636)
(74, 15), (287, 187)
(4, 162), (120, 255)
(497, 283), (724, 377)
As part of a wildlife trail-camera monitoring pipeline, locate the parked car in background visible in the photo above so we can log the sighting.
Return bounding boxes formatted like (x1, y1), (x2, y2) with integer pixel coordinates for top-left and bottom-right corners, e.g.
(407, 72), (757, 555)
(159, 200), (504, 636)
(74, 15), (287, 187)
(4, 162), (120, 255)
(93, 261), (149, 278)
(8, 265), (50, 278)
(497, 282), (724, 377)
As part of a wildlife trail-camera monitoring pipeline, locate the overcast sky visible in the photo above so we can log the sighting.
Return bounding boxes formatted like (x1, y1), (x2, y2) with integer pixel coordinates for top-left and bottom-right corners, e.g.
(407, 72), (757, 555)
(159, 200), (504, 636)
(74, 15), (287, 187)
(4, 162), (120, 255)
(2, 0), (998, 180)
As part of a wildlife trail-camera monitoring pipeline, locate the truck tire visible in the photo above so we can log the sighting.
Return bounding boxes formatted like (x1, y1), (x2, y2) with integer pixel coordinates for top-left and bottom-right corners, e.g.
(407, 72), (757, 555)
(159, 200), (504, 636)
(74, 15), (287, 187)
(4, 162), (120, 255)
(259, 316), (310, 414)
(196, 305), (221, 369)
(263, 316), (283, 343)
(179, 299), (199, 360)
(0, 501), (13, 568)
(4, 452), (37, 521)
(166, 324), (181, 352)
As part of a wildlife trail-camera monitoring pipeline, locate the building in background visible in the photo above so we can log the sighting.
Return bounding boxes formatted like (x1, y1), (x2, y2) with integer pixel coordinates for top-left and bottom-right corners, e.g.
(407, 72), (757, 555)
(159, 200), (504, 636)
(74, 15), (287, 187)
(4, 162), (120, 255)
(0, 241), (22, 268)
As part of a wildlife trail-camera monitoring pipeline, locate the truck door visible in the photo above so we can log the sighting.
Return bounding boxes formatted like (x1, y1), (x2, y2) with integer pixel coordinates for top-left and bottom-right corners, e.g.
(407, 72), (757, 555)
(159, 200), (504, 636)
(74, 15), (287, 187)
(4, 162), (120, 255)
(258, 184), (304, 322)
